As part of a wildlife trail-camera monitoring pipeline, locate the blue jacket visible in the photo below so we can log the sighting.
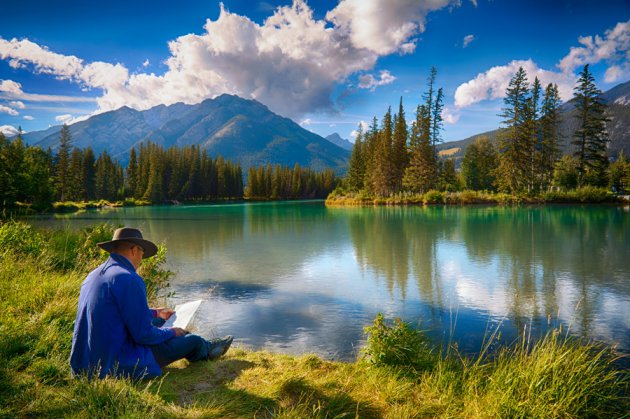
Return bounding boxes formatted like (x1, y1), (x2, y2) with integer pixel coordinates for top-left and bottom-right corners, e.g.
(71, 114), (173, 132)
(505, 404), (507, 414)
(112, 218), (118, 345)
(70, 253), (175, 379)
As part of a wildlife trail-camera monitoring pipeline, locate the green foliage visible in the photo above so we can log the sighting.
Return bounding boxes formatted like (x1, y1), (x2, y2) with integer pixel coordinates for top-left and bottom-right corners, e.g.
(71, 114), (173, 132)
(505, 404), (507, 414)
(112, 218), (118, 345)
(0, 220), (44, 256)
(461, 136), (498, 191)
(362, 313), (433, 374)
(246, 163), (337, 200)
(138, 244), (173, 301)
(543, 186), (613, 203)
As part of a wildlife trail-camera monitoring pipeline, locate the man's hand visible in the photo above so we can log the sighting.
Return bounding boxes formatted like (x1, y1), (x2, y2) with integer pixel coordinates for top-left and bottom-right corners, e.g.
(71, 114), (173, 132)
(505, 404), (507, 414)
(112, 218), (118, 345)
(171, 327), (189, 337)
(155, 307), (175, 320)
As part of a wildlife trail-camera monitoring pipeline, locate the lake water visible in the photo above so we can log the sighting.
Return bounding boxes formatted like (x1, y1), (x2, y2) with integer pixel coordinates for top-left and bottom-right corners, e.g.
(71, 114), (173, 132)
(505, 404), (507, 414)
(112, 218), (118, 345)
(36, 202), (630, 361)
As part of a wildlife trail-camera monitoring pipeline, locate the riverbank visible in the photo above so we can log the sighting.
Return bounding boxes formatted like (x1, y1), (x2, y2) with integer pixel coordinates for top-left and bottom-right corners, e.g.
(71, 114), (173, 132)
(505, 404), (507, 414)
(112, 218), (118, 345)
(325, 186), (624, 206)
(0, 221), (627, 417)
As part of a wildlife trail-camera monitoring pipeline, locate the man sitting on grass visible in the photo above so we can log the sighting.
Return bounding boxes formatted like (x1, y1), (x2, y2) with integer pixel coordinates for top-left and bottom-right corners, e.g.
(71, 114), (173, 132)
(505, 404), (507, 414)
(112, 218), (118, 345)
(70, 227), (233, 379)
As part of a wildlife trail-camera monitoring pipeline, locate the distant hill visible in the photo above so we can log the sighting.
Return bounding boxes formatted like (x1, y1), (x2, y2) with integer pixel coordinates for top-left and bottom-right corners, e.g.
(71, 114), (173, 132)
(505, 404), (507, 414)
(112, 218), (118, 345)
(22, 94), (350, 174)
(325, 133), (354, 151)
(437, 80), (630, 166)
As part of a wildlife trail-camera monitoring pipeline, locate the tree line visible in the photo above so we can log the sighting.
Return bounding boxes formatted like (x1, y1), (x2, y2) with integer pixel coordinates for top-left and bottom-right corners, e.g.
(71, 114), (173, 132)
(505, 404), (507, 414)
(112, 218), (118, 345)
(245, 163), (338, 199)
(345, 65), (629, 197)
(0, 125), (340, 212)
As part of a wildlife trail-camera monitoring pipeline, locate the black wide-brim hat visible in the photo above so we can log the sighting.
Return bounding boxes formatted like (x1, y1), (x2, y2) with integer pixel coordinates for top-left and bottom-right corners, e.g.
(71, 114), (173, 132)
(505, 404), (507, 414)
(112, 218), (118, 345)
(97, 227), (158, 259)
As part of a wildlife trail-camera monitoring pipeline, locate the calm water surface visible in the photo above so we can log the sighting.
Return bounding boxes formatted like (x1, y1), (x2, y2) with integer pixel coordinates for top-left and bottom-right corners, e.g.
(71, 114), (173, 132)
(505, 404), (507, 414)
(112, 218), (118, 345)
(37, 202), (630, 360)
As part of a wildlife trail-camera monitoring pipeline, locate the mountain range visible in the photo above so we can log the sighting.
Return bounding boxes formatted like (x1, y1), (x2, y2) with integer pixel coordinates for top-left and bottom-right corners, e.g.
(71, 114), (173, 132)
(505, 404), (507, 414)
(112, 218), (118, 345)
(437, 80), (630, 165)
(22, 94), (350, 174)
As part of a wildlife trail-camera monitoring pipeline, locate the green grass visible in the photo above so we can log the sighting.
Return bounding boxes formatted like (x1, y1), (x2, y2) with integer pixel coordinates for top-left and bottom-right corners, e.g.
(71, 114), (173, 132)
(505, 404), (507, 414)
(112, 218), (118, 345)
(326, 187), (620, 206)
(0, 221), (628, 417)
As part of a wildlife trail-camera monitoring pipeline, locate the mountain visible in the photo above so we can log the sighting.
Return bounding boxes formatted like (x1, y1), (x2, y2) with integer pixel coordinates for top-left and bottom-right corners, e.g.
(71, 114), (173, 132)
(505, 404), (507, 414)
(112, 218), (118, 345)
(325, 133), (354, 151)
(23, 95), (350, 174)
(437, 80), (630, 165)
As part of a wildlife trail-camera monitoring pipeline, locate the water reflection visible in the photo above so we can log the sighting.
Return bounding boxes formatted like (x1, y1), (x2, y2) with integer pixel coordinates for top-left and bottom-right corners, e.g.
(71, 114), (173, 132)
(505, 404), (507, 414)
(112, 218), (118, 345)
(34, 202), (630, 359)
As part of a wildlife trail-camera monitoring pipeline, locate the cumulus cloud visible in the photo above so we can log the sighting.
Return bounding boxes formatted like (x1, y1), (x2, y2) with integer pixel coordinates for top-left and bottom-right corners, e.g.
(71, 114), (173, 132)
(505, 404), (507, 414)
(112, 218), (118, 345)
(326, 0), (453, 55)
(0, 79), (23, 96)
(9, 100), (25, 109)
(558, 20), (630, 74)
(604, 65), (627, 83)
(358, 70), (396, 91)
(142, 59), (149, 67)
(0, 125), (20, 136)
(23, 115), (34, 120)
(55, 114), (73, 122)
(299, 118), (312, 126)
(0, 104), (18, 116)
(453, 20), (630, 109)
(442, 106), (460, 124)
(463, 34), (475, 48)
(454, 59), (577, 108)
(0, 0), (455, 119)
(350, 120), (370, 138)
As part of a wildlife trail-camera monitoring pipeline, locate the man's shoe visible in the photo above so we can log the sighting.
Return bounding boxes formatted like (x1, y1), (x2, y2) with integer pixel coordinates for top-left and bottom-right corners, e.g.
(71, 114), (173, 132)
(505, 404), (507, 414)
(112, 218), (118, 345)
(207, 335), (233, 360)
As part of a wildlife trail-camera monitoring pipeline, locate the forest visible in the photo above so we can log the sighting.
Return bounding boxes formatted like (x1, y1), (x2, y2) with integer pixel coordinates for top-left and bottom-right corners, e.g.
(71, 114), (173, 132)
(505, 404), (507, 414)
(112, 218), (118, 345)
(340, 64), (630, 200)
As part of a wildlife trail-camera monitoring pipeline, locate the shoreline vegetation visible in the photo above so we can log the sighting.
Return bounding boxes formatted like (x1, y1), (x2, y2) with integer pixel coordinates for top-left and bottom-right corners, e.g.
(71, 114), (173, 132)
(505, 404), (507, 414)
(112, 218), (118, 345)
(325, 186), (626, 206)
(1, 221), (628, 417)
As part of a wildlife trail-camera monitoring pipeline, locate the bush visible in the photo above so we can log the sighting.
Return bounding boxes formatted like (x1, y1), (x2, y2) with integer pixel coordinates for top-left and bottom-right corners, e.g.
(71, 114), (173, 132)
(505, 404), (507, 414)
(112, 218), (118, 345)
(0, 220), (44, 257)
(361, 313), (433, 374)
(423, 190), (445, 204)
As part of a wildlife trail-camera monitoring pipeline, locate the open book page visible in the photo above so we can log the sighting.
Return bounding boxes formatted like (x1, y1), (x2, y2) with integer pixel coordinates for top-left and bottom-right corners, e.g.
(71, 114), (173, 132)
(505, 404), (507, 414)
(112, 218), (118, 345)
(162, 299), (203, 329)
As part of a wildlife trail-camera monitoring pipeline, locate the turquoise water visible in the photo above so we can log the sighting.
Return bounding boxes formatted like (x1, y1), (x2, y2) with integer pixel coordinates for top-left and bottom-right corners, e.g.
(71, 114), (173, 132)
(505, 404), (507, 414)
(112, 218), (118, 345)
(37, 202), (630, 360)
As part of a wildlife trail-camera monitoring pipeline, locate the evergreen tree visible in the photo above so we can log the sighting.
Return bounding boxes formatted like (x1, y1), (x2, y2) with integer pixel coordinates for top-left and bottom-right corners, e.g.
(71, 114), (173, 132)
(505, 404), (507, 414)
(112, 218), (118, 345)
(438, 158), (459, 191)
(55, 124), (72, 201)
(347, 125), (365, 191)
(371, 107), (395, 196)
(67, 148), (85, 201)
(127, 148), (138, 198)
(539, 83), (562, 191)
(403, 104), (438, 193)
(609, 150), (629, 194)
(572, 64), (610, 186)
(496, 67), (530, 193)
(83, 147), (96, 201)
(461, 136), (498, 191)
(392, 97), (409, 191)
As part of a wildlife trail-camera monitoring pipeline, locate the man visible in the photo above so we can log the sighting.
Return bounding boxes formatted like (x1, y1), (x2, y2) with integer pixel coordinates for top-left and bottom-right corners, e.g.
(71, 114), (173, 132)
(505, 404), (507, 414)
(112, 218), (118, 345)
(70, 227), (233, 379)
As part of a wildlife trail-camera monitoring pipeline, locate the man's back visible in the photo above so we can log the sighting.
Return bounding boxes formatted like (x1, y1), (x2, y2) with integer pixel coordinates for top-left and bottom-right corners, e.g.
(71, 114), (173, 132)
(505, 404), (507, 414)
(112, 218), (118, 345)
(70, 253), (173, 379)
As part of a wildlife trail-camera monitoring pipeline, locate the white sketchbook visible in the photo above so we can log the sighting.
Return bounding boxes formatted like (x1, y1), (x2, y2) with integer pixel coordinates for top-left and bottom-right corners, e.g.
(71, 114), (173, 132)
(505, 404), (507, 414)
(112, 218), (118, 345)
(162, 299), (203, 329)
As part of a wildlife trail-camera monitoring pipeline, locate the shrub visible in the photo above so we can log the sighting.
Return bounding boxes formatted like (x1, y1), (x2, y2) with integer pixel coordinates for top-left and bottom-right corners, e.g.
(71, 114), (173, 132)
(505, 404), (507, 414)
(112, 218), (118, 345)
(423, 190), (445, 204)
(0, 220), (44, 257)
(361, 313), (433, 374)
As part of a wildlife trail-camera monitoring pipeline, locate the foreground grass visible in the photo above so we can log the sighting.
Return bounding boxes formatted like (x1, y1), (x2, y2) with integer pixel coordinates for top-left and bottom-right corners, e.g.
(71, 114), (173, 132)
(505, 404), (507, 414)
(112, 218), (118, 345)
(326, 186), (621, 206)
(0, 221), (628, 417)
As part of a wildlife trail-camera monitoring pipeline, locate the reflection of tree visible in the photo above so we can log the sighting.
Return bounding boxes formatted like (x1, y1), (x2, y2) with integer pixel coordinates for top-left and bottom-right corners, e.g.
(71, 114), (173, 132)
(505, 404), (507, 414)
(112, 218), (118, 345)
(348, 204), (630, 342)
(349, 206), (455, 306)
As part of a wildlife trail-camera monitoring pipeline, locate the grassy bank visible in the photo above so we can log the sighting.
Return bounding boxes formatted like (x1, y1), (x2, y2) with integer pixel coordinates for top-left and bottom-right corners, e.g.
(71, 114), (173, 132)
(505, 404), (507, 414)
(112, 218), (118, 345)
(0, 221), (628, 417)
(326, 186), (621, 206)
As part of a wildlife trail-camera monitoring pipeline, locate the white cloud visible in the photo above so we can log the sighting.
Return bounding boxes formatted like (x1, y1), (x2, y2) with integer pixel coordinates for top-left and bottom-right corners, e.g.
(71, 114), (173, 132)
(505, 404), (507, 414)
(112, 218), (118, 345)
(0, 0), (454, 119)
(23, 115), (34, 120)
(558, 20), (630, 74)
(0, 125), (20, 136)
(326, 0), (453, 55)
(604, 65), (627, 83)
(55, 114), (72, 122)
(350, 120), (369, 138)
(453, 21), (630, 109)
(0, 78), (95, 103)
(454, 59), (576, 108)
(442, 106), (460, 124)
(0, 104), (18, 116)
(470, 0), (478, 6)
(0, 79), (23, 95)
(358, 70), (396, 91)
(9, 100), (25, 109)
(300, 118), (312, 126)
(142, 59), (149, 67)
(463, 34), (475, 48)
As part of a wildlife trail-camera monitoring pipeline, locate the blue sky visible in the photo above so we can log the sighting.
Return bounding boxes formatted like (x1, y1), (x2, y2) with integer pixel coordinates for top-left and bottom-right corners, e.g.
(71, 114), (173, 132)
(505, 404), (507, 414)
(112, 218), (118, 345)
(0, 0), (628, 143)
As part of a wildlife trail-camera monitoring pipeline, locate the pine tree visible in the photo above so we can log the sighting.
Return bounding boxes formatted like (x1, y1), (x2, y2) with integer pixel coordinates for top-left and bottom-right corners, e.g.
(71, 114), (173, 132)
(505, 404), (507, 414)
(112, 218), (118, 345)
(572, 64), (610, 186)
(461, 136), (498, 190)
(392, 97), (409, 191)
(371, 107), (395, 196)
(539, 83), (562, 191)
(127, 148), (138, 198)
(55, 124), (72, 201)
(403, 104), (438, 193)
(83, 147), (96, 200)
(67, 148), (85, 201)
(347, 126), (365, 191)
(496, 67), (530, 193)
